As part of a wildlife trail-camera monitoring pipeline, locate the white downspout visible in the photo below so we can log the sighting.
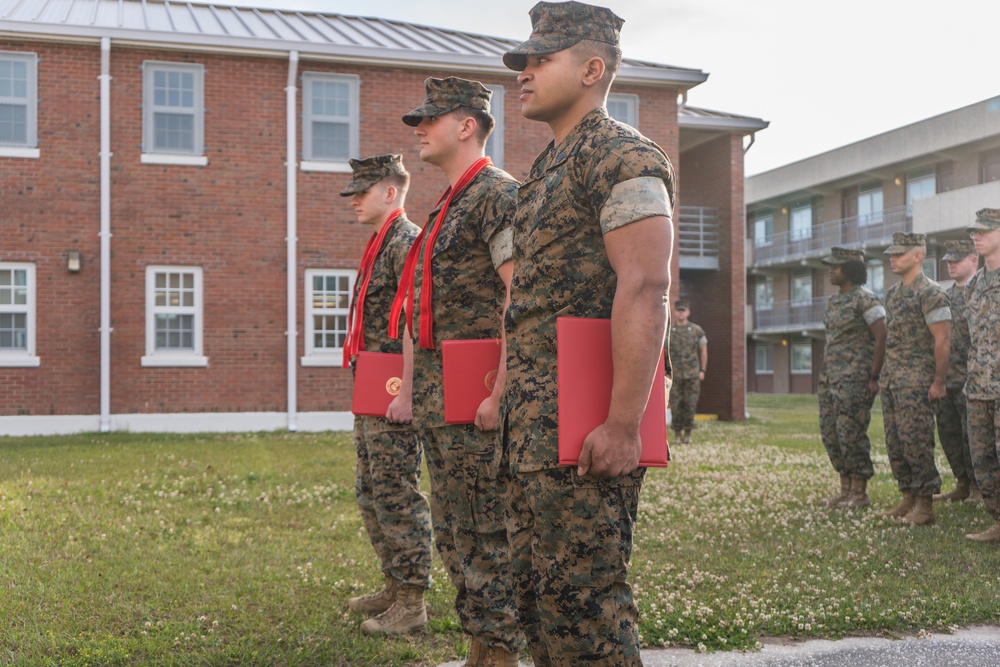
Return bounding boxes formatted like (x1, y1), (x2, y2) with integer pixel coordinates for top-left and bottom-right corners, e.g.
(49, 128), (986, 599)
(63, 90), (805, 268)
(285, 51), (299, 431)
(99, 37), (112, 432)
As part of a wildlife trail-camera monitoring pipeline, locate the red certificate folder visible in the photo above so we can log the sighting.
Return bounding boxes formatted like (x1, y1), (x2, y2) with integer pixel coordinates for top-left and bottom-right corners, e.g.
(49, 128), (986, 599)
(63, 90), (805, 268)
(351, 352), (404, 417)
(441, 338), (502, 424)
(557, 317), (669, 467)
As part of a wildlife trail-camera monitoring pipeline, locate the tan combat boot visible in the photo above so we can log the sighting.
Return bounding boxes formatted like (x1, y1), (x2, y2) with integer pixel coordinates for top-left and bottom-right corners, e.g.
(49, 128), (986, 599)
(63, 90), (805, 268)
(464, 639), (519, 667)
(900, 495), (935, 526)
(838, 477), (871, 509)
(964, 481), (984, 504)
(881, 490), (915, 518)
(823, 475), (851, 507)
(360, 585), (427, 635)
(348, 576), (399, 614)
(966, 522), (1000, 542)
(933, 477), (970, 501)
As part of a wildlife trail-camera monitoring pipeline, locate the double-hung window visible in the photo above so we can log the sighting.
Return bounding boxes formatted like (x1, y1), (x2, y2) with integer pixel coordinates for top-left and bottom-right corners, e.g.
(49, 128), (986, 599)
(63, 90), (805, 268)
(755, 345), (774, 374)
(142, 61), (206, 165)
(858, 182), (884, 226)
(607, 93), (638, 128)
(755, 277), (774, 310)
(142, 266), (207, 367)
(789, 201), (813, 241)
(301, 73), (359, 172)
(0, 51), (39, 158)
(0, 263), (39, 366)
(906, 167), (936, 211)
(791, 273), (813, 306)
(791, 342), (813, 374)
(302, 269), (356, 366)
(754, 212), (774, 247)
(868, 259), (884, 295)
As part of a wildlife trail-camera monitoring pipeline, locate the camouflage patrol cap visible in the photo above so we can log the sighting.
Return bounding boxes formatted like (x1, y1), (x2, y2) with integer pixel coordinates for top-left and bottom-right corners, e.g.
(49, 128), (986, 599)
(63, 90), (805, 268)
(941, 239), (976, 261)
(883, 232), (927, 255)
(502, 1), (624, 71)
(966, 208), (1000, 232)
(402, 77), (492, 127)
(821, 246), (866, 265)
(674, 299), (690, 311)
(339, 154), (407, 196)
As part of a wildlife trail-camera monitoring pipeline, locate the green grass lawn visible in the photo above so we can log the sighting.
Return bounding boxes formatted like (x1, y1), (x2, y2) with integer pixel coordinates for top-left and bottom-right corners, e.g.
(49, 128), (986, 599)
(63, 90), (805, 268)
(2, 394), (998, 665)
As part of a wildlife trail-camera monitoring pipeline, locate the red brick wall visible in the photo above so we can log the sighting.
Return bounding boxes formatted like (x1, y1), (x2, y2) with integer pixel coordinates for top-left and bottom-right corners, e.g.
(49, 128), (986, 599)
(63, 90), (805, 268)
(675, 134), (746, 421)
(2, 38), (692, 418)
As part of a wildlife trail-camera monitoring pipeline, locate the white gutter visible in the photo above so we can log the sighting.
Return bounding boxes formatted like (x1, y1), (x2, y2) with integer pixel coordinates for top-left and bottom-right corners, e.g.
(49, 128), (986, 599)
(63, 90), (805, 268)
(285, 50), (299, 432)
(99, 36), (112, 432)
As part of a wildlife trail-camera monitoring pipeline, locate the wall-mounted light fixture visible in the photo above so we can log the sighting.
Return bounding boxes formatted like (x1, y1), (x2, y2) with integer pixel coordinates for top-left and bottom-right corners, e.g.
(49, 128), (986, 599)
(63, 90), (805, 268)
(67, 250), (82, 273)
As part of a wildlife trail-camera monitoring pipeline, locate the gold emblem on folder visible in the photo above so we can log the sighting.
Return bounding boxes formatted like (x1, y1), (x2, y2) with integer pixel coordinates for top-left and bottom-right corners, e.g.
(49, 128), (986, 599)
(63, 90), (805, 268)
(386, 377), (402, 396)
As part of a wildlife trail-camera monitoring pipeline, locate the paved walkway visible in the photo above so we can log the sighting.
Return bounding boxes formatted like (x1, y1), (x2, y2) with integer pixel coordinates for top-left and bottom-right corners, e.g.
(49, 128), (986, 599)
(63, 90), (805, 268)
(437, 625), (1000, 666)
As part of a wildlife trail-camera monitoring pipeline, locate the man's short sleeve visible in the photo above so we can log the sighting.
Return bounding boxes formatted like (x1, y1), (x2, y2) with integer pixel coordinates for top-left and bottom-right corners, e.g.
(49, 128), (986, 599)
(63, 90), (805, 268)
(481, 174), (518, 270)
(587, 135), (675, 236)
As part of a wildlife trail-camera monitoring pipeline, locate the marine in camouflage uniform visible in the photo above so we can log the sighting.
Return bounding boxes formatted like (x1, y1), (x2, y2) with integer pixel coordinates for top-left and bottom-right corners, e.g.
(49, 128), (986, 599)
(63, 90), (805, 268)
(880, 232), (950, 525)
(397, 78), (523, 659)
(934, 240), (978, 501)
(964, 208), (1000, 541)
(501, 4), (675, 665)
(340, 155), (432, 633)
(668, 299), (707, 443)
(818, 247), (886, 509)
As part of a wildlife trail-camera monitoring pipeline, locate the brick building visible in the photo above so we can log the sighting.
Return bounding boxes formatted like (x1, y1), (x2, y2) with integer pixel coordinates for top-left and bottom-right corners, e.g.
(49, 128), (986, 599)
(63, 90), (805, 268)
(746, 97), (1000, 393)
(1, 0), (765, 435)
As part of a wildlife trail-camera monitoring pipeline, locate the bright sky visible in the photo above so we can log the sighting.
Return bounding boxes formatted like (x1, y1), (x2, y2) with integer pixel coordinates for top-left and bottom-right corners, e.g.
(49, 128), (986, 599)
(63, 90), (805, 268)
(203, 0), (998, 176)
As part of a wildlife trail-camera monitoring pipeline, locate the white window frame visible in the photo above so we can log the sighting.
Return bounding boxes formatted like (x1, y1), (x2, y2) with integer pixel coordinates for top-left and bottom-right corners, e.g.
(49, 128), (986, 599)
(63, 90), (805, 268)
(484, 84), (505, 168)
(858, 182), (884, 227)
(0, 51), (39, 158)
(755, 277), (774, 311)
(790, 201), (813, 241)
(607, 93), (639, 128)
(142, 265), (207, 367)
(302, 268), (356, 367)
(906, 166), (936, 209)
(141, 61), (207, 166)
(791, 342), (813, 374)
(0, 262), (39, 367)
(754, 212), (774, 247)
(755, 345), (774, 374)
(791, 273), (813, 305)
(301, 73), (360, 173)
(867, 259), (884, 295)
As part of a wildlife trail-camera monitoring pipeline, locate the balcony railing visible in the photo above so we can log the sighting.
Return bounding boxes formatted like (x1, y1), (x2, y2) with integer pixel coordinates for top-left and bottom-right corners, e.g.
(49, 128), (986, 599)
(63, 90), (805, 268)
(678, 206), (719, 270)
(752, 205), (911, 266)
(754, 296), (826, 332)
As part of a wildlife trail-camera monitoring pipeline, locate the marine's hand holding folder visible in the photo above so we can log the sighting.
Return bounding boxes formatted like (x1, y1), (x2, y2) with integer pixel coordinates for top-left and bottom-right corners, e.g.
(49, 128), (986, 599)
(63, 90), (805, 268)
(351, 352), (405, 418)
(442, 339), (502, 425)
(556, 317), (669, 471)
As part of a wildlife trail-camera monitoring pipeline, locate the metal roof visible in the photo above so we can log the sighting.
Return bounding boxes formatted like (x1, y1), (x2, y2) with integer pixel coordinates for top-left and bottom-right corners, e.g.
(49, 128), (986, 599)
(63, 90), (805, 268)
(0, 0), (708, 87)
(680, 104), (769, 132)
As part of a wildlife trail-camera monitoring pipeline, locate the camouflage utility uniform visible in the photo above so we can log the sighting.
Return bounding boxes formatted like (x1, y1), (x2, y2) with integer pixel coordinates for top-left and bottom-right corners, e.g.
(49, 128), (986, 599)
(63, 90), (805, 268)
(935, 278), (974, 485)
(966, 265), (1000, 522)
(668, 322), (706, 435)
(350, 213), (433, 590)
(882, 273), (950, 496)
(502, 107), (675, 666)
(819, 285), (885, 480)
(409, 166), (522, 652)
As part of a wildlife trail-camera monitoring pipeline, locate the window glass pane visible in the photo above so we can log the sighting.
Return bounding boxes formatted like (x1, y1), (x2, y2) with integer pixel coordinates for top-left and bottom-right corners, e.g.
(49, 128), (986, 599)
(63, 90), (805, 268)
(311, 121), (349, 160)
(792, 275), (812, 304)
(906, 168), (936, 205)
(790, 204), (812, 240)
(923, 256), (937, 281)
(0, 103), (28, 144)
(754, 215), (773, 245)
(154, 112), (194, 151)
(792, 343), (812, 372)
(755, 345), (773, 372)
(155, 313), (194, 350)
(0, 313), (27, 350)
(755, 279), (773, 309)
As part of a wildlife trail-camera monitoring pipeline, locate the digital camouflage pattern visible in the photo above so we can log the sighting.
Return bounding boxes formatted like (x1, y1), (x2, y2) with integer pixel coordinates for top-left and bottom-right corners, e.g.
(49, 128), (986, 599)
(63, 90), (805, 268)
(820, 245), (865, 265)
(882, 273), (951, 388)
(819, 285), (884, 480)
(965, 265), (1000, 521)
(500, 462), (643, 667)
(402, 77), (492, 127)
(410, 166), (516, 427)
(941, 238), (975, 262)
(818, 381), (876, 479)
(421, 424), (522, 652)
(820, 285), (885, 384)
(408, 166), (521, 650)
(668, 322), (706, 433)
(882, 272), (949, 496)
(502, 1), (623, 71)
(350, 213), (431, 589)
(353, 419), (432, 588)
(339, 153), (407, 197)
(935, 279), (973, 482)
(966, 207), (1000, 232)
(504, 107), (675, 473)
(883, 385), (942, 495)
(884, 231), (927, 255)
(502, 107), (674, 666)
